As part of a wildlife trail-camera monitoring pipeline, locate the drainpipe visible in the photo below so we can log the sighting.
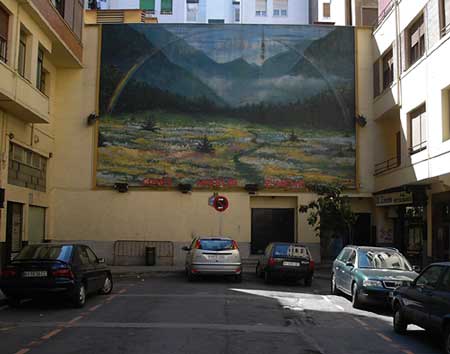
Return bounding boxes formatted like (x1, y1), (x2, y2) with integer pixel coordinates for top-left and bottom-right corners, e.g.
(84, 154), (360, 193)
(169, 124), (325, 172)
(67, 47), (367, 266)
(394, 0), (401, 108)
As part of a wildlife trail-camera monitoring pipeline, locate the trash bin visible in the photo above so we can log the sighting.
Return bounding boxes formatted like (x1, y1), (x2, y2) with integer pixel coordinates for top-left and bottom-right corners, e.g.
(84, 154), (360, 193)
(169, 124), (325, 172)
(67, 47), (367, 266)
(145, 247), (156, 266)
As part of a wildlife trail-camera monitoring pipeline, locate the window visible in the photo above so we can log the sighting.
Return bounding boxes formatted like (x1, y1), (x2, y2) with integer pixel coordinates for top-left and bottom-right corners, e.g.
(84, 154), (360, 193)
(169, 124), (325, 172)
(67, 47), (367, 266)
(442, 269), (450, 291)
(361, 7), (377, 26)
(409, 104), (427, 154)
(347, 250), (356, 265)
(338, 248), (351, 262)
(186, 0), (199, 22)
(273, 0), (288, 17)
(234, 5), (240, 22)
(0, 5), (8, 63)
(416, 266), (445, 289)
(408, 15), (425, 68)
(373, 60), (380, 98)
(161, 0), (172, 14)
(323, 2), (331, 18)
(78, 247), (90, 265)
(140, 0), (155, 11)
(382, 49), (394, 90)
(37, 47), (44, 93)
(52, 0), (65, 17)
(444, 88), (450, 141)
(86, 247), (99, 264)
(440, 0), (450, 37)
(255, 0), (267, 16)
(18, 30), (27, 78)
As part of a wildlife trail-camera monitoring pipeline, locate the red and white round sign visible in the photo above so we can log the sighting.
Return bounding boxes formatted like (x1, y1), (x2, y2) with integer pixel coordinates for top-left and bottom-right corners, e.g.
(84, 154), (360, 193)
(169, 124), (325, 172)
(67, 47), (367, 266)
(213, 195), (229, 212)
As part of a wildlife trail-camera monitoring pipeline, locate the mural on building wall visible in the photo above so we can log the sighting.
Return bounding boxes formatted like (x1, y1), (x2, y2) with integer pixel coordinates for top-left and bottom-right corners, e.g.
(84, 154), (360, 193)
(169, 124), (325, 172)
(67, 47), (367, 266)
(97, 24), (356, 190)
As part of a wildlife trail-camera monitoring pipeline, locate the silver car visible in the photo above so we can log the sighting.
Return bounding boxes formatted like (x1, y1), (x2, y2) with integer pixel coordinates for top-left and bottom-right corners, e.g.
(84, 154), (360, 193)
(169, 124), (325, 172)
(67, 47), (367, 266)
(182, 237), (242, 282)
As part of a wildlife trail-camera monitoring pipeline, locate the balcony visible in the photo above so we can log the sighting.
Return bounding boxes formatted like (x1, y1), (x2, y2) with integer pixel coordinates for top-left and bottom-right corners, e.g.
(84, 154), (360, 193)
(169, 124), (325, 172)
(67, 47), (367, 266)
(374, 155), (400, 176)
(0, 61), (49, 124)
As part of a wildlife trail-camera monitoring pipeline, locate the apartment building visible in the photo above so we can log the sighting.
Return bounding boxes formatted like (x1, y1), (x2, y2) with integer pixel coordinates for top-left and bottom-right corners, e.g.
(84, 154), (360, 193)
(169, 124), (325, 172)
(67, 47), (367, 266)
(372, 0), (450, 265)
(310, 0), (378, 26)
(89, 0), (310, 25)
(0, 0), (84, 265)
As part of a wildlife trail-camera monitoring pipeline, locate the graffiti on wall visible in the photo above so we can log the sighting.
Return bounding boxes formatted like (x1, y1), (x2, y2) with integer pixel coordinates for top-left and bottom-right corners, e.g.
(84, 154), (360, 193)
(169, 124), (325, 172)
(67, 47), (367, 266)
(97, 24), (356, 190)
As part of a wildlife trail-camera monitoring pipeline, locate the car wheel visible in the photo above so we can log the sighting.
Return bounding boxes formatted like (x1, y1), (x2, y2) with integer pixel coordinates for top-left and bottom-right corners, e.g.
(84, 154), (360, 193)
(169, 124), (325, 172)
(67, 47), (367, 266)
(393, 306), (407, 335)
(304, 275), (313, 287)
(234, 274), (242, 283)
(264, 271), (272, 284)
(187, 269), (196, 282)
(7, 297), (21, 308)
(444, 324), (450, 354)
(99, 273), (113, 295)
(256, 263), (263, 278)
(73, 283), (86, 308)
(331, 273), (339, 295)
(352, 282), (361, 309)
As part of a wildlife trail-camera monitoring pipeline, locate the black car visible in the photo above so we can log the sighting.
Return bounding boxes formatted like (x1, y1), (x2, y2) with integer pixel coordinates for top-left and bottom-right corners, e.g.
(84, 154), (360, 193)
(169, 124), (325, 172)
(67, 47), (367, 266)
(331, 246), (418, 308)
(256, 243), (314, 285)
(0, 243), (113, 308)
(392, 262), (450, 354)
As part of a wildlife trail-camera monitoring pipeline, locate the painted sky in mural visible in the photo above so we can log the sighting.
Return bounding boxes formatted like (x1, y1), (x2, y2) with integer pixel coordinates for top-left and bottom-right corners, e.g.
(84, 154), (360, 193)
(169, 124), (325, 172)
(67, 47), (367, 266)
(97, 24), (356, 190)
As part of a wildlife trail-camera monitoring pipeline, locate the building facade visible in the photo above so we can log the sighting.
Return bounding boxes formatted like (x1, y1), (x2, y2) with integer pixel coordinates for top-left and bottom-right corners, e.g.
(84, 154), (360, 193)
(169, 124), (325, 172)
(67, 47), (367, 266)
(372, 0), (450, 266)
(309, 0), (378, 26)
(0, 0), (83, 265)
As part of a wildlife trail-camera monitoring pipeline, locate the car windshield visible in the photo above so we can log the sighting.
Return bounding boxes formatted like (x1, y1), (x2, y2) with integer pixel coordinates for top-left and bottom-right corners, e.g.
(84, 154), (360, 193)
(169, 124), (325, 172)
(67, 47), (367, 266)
(273, 244), (309, 258)
(199, 239), (234, 251)
(14, 245), (73, 262)
(358, 249), (412, 270)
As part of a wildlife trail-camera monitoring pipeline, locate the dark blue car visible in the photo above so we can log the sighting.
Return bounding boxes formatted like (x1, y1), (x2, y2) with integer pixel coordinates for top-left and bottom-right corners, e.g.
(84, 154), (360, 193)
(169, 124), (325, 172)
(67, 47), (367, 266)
(392, 262), (450, 354)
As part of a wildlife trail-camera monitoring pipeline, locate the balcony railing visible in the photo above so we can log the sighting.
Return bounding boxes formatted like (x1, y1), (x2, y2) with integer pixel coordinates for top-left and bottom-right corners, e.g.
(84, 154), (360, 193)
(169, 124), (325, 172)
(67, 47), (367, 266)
(0, 36), (7, 63)
(373, 0), (395, 30)
(409, 142), (427, 155)
(374, 156), (400, 176)
(442, 23), (450, 37)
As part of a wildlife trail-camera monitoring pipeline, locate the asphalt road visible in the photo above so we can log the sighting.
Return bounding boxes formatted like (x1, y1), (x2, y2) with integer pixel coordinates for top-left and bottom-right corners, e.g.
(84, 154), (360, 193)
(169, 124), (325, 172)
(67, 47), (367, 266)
(0, 273), (444, 354)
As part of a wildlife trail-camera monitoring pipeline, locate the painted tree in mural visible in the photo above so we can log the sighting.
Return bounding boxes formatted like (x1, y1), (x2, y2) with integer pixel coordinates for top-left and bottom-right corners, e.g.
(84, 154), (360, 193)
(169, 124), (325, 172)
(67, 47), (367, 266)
(98, 131), (107, 147)
(196, 135), (215, 153)
(142, 114), (160, 133)
(288, 130), (299, 142)
(299, 184), (356, 258)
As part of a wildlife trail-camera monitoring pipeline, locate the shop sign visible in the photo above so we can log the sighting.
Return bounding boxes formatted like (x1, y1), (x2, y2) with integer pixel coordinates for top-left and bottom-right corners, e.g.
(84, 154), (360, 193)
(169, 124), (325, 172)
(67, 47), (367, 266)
(375, 191), (413, 207)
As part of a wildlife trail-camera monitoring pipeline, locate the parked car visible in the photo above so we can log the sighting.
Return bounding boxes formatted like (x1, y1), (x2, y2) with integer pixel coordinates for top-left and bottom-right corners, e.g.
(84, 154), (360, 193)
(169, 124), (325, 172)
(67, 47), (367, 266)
(331, 246), (418, 308)
(0, 243), (113, 308)
(256, 243), (314, 286)
(182, 237), (242, 282)
(392, 262), (450, 354)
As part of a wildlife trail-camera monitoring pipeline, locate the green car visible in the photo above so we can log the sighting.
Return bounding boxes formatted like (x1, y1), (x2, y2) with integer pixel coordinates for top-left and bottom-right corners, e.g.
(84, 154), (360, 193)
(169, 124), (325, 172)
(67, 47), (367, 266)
(331, 246), (419, 308)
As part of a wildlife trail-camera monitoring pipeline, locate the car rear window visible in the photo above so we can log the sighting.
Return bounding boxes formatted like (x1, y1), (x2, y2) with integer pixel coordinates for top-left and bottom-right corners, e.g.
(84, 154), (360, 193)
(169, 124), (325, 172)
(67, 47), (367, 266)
(358, 249), (412, 271)
(199, 239), (234, 251)
(273, 244), (309, 258)
(15, 245), (73, 262)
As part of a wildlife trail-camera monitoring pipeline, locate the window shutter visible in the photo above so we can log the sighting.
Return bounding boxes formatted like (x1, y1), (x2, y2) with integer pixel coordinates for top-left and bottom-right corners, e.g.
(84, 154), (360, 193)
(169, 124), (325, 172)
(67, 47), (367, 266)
(161, 0), (172, 12)
(323, 3), (331, 17)
(140, 0), (155, 10)
(256, 0), (267, 12)
(411, 115), (421, 148)
(373, 61), (380, 97)
(361, 7), (377, 26)
(273, 0), (288, 10)
(0, 6), (8, 40)
(420, 111), (427, 146)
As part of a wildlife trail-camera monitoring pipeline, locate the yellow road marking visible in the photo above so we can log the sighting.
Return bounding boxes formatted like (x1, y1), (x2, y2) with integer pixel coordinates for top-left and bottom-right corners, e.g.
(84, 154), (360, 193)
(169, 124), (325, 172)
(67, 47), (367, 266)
(41, 328), (62, 340)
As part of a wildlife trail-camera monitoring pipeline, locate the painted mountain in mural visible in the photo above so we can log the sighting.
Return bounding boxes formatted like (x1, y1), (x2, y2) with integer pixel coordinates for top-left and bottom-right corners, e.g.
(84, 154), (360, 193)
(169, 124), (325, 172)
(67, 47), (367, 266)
(97, 24), (356, 189)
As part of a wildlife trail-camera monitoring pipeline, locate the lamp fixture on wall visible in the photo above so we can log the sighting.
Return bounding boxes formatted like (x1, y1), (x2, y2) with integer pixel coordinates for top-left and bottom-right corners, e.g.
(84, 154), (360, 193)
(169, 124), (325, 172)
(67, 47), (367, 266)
(244, 184), (259, 195)
(355, 114), (367, 127)
(178, 183), (192, 194)
(87, 113), (99, 126)
(114, 182), (129, 193)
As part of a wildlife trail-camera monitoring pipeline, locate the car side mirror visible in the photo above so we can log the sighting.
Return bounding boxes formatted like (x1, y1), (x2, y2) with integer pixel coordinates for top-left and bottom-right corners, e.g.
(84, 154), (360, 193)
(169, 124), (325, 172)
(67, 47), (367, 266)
(182, 246), (191, 251)
(412, 265), (421, 273)
(98, 258), (105, 264)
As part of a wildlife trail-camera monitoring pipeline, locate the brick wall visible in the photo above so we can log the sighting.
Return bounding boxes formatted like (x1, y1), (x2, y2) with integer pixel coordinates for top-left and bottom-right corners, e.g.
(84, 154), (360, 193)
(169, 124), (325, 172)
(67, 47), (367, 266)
(8, 144), (47, 192)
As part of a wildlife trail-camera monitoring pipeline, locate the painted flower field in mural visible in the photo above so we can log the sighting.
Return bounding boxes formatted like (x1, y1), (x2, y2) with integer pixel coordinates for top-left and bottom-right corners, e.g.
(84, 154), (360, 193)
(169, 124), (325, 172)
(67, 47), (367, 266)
(97, 24), (356, 190)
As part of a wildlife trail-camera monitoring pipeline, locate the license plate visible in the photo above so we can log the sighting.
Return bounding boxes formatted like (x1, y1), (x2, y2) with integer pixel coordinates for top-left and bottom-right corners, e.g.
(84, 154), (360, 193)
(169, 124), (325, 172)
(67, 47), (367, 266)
(22, 271), (47, 278)
(283, 261), (300, 267)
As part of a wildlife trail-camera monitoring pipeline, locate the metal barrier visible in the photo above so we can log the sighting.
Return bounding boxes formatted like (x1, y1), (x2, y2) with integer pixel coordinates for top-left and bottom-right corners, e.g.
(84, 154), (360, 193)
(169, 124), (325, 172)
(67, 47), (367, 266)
(113, 240), (174, 266)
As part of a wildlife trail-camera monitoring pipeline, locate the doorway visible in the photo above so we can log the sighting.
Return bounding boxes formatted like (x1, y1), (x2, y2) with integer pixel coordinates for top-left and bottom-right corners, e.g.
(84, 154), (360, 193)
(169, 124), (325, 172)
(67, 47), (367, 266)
(251, 208), (295, 254)
(353, 213), (372, 246)
(6, 202), (23, 262)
